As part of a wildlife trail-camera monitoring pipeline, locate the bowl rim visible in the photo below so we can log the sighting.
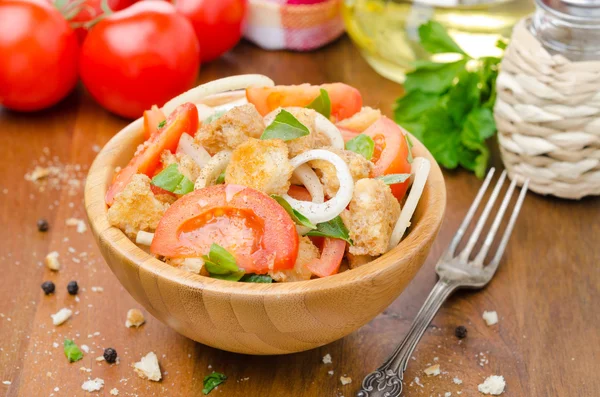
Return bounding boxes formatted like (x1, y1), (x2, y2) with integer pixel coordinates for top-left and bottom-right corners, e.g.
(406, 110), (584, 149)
(84, 93), (446, 297)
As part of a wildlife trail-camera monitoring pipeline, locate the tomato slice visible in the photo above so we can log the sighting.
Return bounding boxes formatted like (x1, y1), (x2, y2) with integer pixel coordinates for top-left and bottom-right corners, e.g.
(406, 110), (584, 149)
(338, 126), (361, 143)
(143, 105), (166, 140)
(246, 83), (362, 121)
(363, 117), (412, 201)
(287, 185), (313, 201)
(105, 103), (198, 206)
(151, 185), (299, 274)
(306, 238), (346, 278)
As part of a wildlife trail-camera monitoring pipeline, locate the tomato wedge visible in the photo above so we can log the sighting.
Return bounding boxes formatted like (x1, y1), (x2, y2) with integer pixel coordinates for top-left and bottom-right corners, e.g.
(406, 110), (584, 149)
(246, 83), (362, 121)
(306, 238), (346, 278)
(143, 105), (166, 140)
(105, 103), (198, 206)
(363, 117), (412, 201)
(151, 185), (299, 274)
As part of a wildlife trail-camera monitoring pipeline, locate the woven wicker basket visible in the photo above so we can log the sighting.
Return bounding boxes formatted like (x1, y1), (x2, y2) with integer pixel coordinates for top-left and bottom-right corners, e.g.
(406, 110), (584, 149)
(495, 20), (600, 200)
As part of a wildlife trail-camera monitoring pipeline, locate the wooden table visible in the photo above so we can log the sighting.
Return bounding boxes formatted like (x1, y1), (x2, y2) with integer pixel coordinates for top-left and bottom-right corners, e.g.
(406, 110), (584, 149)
(1, 36), (598, 397)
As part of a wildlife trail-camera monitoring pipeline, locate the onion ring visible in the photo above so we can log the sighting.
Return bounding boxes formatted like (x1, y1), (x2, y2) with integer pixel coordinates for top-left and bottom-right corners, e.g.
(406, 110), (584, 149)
(194, 151), (232, 190)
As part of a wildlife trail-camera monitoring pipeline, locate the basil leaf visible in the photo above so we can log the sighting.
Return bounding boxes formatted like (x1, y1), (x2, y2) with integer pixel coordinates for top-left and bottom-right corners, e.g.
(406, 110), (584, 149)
(270, 195), (316, 230)
(306, 216), (353, 245)
(405, 133), (414, 164)
(404, 59), (467, 94)
(377, 174), (411, 185)
(157, 120), (166, 129)
(215, 171), (226, 184)
(203, 244), (239, 273)
(418, 20), (467, 55)
(204, 109), (227, 124)
(306, 88), (331, 119)
(241, 274), (273, 283)
(173, 176), (194, 195)
(345, 134), (375, 160)
(210, 270), (245, 281)
(203, 372), (227, 395)
(260, 109), (310, 141)
(151, 164), (182, 192)
(64, 339), (83, 363)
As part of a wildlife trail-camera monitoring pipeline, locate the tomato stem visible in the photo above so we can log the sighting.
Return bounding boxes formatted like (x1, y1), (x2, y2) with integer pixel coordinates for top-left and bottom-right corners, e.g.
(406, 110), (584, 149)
(81, 0), (114, 30)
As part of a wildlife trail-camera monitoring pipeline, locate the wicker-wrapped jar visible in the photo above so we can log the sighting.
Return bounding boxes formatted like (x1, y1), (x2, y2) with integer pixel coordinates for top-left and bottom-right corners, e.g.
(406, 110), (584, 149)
(495, 0), (600, 199)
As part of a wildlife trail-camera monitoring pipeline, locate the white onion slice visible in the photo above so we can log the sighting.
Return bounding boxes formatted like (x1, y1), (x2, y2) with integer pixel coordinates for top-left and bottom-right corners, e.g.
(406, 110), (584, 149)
(195, 104), (216, 122)
(177, 133), (211, 168)
(162, 74), (274, 115)
(387, 157), (431, 250)
(314, 113), (344, 149)
(194, 151), (231, 190)
(282, 150), (354, 224)
(292, 164), (324, 204)
(211, 96), (248, 113)
(136, 231), (154, 246)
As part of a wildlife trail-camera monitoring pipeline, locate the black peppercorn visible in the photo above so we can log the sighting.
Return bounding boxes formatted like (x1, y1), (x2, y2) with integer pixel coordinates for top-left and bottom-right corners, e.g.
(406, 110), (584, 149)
(103, 347), (117, 364)
(41, 281), (55, 295)
(67, 281), (79, 295)
(455, 325), (468, 339)
(37, 219), (49, 232)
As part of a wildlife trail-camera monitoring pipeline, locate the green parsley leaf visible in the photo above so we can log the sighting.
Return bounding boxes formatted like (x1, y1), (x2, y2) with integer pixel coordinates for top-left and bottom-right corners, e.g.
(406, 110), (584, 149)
(377, 174), (411, 185)
(157, 120), (166, 129)
(306, 88), (331, 118)
(446, 69), (481, 124)
(151, 163), (193, 195)
(241, 274), (273, 283)
(418, 20), (467, 55)
(271, 195), (316, 230)
(306, 216), (353, 245)
(204, 109), (227, 124)
(215, 171), (226, 184)
(202, 244), (240, 274)
(260, 109), (310, 141)
(203, 372), (227, 395)
(64, 339), (83, 363)
(345, 134), (375, 160)
(404, 59), (467, 94)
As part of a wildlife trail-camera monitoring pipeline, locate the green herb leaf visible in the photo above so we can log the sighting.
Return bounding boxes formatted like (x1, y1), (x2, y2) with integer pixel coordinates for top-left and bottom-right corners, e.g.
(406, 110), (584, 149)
(306, 88), (331, 119)
(209, 270), (245, 281)
(173, 176), (194, 195)
(271, 195), (316, 230)
(260, 109), (310, 141)
(496, 38), (508, 50)
(418, 20), (467, 55)
(203, 372), (227, 395)
(377, 174), (411, 185)
(203, 244), (239, 274)
(306, 216), (352, 245)
(241, 274), (273, 283)
(204, 109), (227, 124)
(157, 120), (166, 129)
(64, 339), (83, 363)
(345, 134), (375, 160)
(151, 163), (193, 195)
(404, 59), (467, 94)
(404, 133), (414, 164)
(215, 171), (226, 184)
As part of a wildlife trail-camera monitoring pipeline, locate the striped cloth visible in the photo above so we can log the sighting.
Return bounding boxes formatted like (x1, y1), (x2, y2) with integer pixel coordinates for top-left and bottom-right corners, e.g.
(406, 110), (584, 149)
(244, 0), (345, 51)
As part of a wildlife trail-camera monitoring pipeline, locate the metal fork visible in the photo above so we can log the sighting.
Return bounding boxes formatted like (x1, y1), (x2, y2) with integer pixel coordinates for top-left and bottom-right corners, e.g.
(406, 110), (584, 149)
(357, 169), (529, 397)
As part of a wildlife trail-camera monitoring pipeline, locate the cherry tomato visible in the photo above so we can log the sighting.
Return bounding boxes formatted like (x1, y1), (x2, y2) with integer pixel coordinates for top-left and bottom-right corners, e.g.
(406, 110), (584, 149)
(66, 0), (136, 43)
(246, 83), (363, 121)
(143, 105), (166, 140)
(306, 238), (346, 278)
(364, 117), (412, 200)
(151, 185), (299, 274)
(174, 0), (246, 62)
(0, 0), (79, 111)
(106, 103), (199, 205)
(80, 1), (200, 119)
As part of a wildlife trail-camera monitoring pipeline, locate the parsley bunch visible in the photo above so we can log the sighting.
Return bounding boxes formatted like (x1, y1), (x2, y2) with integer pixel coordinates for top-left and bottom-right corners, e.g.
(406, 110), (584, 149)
(394, 21), (505, 178)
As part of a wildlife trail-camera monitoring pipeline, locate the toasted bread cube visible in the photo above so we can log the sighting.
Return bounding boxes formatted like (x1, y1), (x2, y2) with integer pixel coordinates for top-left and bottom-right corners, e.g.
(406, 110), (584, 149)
(160, 151), (202, 182)
(195, 104), (265, 155)
(310, 147), (372, 197)
(346, 253), (374, 269)
(225, 138), (293, 195)
(107, 174), (170, 239)
(341, 178), (400, 256)
(270, 236), (318, 282)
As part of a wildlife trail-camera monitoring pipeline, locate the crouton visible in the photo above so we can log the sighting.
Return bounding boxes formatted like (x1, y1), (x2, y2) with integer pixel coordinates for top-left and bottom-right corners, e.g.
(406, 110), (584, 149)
(108, 174), (171, 239)
(160, 151), (202, 182)
(225, 138), (293, 195)
(336, 107), (381, 132)
(270, 236), (318, 282)
(340, 178), (400, 256)
(310, 147), (372, 197)
(195, 104), (265, 155)
(346, 253), (374, 269)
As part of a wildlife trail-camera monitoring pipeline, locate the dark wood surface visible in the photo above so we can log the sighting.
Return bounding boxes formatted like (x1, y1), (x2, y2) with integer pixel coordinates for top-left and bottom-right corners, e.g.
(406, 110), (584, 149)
(0, 36), (598, 397)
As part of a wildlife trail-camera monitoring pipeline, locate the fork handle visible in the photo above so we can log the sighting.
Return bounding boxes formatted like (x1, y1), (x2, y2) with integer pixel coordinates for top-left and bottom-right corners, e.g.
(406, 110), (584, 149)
(357, 279), (459, 397)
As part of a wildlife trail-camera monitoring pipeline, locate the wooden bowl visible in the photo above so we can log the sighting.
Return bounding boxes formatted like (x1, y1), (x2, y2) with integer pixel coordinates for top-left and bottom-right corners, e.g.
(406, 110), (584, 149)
(84, 92), (446, 355)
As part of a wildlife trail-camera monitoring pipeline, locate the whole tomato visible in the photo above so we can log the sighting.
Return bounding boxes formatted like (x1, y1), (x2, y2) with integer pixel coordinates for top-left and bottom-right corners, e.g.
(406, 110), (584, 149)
(80, 1), (200, 119)
(0, 0), (79, 111)
(174, 0), (246, 62)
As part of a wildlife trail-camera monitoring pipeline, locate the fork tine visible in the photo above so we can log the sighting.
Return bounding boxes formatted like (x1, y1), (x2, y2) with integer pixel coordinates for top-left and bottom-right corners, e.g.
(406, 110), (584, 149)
(445, 168), (496, 258)
(457, 170), (507, 263)
(472, 177), (518, 267)
(485, 179), (530, 274)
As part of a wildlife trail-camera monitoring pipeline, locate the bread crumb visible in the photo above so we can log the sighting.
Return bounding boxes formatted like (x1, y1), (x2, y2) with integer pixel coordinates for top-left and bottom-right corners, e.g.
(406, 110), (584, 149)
(110, 388), (119, 396)
(328, 370), (334, 376)
(45, 251), (61, 271)
(453, 377), (463, 385)
(133, 352), (161, 381)
(482, 311), (498, 326)
(81, 344), (90, 353)
(81, 378), (104, 392)
(96, 356), (105, 362)
(2, 381), (11, 385)
(46, 372), (53, 378)
(414, 377), (424, 388)
(51, 308), (72, 325)
(126, 309), (145, 328)
(322, 354), (332, 364)
(66, 218), (87, 234)
(478, 375), (505, 395)
(340, 376), (352, 385)
(79, 367), (92, 373)
(445, 393), (452, 397)
(424, 364), (440, 376)
(90, 286), (104, 293)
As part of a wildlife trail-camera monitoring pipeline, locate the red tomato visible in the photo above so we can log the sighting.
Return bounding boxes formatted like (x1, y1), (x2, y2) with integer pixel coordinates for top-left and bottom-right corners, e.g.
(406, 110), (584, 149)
(174, 0), (246, 62)
(143, 105), (166, 140)
(63, 0), (136, 42)
(364, 117), (412, 200)
(306, 238), (346, 278)
(151, 185), (299, 274)
(0, 0), (79, 111)
(287, 185), (313, 201)
(246, 83), (362, 121)
(105, 103), (198, 205)
(339, 126), (361, 143)
(80, 1), (200, 119)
